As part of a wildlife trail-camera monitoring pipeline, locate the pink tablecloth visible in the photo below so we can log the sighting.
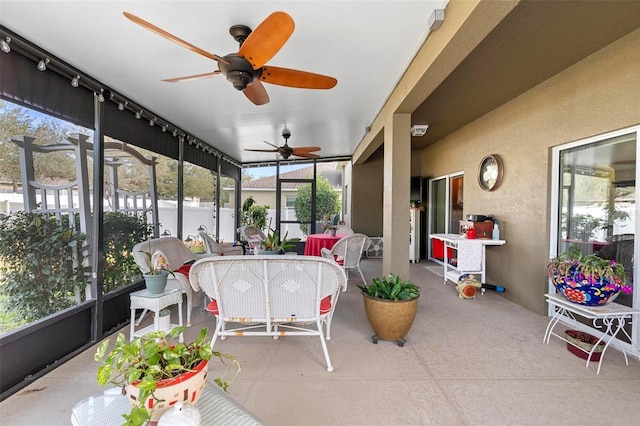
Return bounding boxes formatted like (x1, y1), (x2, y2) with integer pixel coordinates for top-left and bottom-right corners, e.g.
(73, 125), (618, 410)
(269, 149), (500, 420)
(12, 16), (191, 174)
(304, 234), (347, 256)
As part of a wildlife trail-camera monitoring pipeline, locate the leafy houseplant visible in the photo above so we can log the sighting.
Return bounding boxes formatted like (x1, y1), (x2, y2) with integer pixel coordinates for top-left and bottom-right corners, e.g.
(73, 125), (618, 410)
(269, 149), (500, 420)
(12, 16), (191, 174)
(358, 274), (421, 301)
(547, 244), (631, 306)
(260, 228), (300, 254)
(240, 196), (269, 230)
(139, 241), (174, 293)
(357, 274), (420, 346)
(95, 326), (240, 425)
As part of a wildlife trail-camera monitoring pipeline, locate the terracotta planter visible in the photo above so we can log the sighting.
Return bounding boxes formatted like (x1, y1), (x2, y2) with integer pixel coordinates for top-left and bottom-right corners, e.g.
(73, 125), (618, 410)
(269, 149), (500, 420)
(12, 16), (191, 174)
(362, 294), (419, 346)
(126, 359), (209, 422)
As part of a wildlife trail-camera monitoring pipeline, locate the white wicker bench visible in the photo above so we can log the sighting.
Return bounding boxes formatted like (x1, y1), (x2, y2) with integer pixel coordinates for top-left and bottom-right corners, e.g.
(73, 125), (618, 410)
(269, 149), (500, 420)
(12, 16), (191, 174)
(189, 255), (347, 372)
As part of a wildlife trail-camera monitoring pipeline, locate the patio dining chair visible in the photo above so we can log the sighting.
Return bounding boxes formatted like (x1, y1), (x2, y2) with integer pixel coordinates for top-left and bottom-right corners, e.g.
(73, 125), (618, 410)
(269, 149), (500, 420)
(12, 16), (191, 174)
(321, 233), (371, 291)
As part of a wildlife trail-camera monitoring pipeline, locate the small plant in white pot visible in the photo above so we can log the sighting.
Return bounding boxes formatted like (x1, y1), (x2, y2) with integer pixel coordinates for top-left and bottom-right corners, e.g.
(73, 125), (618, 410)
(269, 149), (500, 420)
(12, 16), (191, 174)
(95, 326), (240, 425)
(155, 308), (172, 333)
(139, 244), (174, 294)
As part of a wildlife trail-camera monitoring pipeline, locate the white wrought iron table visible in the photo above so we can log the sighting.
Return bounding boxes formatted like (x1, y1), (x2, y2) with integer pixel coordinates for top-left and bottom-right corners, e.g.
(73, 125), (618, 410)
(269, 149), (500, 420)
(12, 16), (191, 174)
(71, 383), (263, 425)
(129, 288), (184, 342)
(543, 292), (640, 374)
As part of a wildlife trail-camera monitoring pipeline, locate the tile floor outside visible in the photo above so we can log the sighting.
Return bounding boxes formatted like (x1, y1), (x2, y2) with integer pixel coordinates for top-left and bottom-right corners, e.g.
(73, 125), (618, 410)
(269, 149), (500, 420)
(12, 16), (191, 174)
(1, 259), (639, 425)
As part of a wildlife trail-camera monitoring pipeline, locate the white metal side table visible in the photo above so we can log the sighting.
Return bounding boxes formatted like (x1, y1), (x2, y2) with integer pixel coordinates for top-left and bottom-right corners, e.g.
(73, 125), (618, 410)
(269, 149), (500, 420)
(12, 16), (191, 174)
(129, 288), (184, 342)
(543, 292), (640, 374)
(71, 383), (263, 426)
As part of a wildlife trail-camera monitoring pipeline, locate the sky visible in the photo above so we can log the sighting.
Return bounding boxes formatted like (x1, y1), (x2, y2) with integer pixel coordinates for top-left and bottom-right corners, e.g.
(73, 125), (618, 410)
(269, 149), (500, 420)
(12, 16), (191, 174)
(243, 164), (309, 179)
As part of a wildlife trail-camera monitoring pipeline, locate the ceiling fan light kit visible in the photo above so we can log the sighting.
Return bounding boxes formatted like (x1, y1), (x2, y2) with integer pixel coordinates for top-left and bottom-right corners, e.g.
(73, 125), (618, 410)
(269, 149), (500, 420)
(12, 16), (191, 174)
(124, 10), (337, 106)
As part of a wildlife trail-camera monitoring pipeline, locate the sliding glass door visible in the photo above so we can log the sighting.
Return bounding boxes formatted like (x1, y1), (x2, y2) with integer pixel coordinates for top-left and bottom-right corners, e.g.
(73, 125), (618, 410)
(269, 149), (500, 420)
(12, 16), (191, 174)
(428, 172), (463, 261)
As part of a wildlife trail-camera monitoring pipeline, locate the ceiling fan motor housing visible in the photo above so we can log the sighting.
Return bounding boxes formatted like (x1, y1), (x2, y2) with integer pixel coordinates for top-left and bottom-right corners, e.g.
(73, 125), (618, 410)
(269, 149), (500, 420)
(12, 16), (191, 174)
(219, 54), (263, 90)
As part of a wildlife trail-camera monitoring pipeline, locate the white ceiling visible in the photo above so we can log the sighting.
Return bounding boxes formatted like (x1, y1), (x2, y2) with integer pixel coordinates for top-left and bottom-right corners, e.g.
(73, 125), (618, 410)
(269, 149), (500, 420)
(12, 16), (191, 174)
(0, 0), (448, 164)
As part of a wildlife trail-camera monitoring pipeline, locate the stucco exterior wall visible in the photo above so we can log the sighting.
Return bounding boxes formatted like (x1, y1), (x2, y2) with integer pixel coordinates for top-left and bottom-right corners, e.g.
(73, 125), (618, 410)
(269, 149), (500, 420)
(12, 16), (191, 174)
(352, 148), (384, 236)
(421, 28), (640, 315)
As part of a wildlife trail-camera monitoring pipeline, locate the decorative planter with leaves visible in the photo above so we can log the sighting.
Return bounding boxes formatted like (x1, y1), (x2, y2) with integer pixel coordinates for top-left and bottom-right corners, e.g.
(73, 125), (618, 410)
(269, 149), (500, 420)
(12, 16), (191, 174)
(260, 228), (300, 254)
(96, 327), (240, 426)
(358, 274), (420, 346)
(547, 244), (631, 306)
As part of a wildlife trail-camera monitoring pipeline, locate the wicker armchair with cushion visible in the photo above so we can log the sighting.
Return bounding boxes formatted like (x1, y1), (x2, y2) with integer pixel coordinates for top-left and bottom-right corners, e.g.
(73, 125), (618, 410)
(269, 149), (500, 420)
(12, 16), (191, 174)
(199, 231), (244, 256)
(241, 225), (268, 253)
(132, 237), (216, 326)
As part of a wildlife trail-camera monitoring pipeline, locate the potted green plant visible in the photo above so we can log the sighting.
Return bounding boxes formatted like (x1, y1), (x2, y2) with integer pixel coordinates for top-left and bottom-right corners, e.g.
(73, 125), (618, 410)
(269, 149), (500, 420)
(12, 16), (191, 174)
(357, 274), (420, 346)
(547, 244), (631, 306)
(255, 228), (300, 254)
(139, 244), (174, 294)
(95, 326), (240, 425)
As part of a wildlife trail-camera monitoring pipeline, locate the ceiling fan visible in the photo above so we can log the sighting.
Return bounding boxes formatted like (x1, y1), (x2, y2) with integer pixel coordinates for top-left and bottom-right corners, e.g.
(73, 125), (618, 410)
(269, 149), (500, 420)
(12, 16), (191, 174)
(245, 129), (320, 160)
(123, 11), (337, 105)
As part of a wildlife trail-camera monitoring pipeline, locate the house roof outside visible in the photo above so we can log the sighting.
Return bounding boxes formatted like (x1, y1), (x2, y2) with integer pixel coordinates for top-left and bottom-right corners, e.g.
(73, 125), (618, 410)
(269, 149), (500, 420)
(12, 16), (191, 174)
(241, 162), (341, 191)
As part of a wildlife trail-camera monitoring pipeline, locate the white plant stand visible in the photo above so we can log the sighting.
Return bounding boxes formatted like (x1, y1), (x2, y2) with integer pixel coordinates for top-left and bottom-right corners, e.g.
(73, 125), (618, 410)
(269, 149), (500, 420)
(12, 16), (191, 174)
(129, 288), (184, 342)
(543, 292), (640, 374)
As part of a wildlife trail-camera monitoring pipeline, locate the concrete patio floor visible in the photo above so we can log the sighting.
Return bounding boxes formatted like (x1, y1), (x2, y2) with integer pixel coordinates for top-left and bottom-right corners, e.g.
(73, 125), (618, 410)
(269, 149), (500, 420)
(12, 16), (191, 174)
(1, 259), (639, 425)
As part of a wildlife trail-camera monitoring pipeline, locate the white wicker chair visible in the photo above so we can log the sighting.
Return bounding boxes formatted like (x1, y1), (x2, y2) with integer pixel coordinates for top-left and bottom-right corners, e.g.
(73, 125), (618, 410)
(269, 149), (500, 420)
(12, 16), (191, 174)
(189, 255), (346, 372)
(132, 237), (214, 326)
(320, 233), (371, 290)
(240, 225), (268, 253)
(199, 231), (244, 256)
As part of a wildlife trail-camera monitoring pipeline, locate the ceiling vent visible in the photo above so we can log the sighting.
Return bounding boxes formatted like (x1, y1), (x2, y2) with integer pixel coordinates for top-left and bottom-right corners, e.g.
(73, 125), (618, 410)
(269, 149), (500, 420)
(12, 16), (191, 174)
(411, 125), (429, 137)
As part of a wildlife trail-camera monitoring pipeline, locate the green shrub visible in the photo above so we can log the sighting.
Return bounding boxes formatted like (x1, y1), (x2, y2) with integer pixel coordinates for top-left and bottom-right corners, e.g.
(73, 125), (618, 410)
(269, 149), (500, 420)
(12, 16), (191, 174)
(0, 211), (87, 324)
(102, 212), (153, 293)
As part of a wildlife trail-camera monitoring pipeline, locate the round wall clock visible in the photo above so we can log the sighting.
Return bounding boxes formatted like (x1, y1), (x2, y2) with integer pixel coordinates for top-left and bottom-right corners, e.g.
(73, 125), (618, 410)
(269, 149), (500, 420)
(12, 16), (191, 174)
(478, 154), (503, 191)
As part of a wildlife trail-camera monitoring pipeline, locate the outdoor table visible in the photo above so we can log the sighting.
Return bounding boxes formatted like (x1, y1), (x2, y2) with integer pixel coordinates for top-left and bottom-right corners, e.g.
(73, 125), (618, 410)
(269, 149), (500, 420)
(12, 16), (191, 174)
(304, 233), (347, 256)
(129, 288), (183, 342)
(71, 382), (263, 425)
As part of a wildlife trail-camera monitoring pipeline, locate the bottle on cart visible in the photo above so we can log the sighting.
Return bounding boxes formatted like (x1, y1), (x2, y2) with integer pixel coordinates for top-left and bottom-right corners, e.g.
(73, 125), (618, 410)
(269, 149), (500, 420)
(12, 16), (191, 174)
(492, 221), (500, 240)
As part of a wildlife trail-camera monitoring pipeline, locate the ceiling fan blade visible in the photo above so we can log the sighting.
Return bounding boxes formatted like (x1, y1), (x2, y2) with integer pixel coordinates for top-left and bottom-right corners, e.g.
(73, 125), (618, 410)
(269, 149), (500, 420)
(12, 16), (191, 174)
(123, 12), (229, 64)
(262, 141), (280, 149)
(238, 11), (294, 70)
(162, 71), (221, 83)
(243, 80), (270, 105)
(260, 66), (337, 89)
(291, 146), (321, 153)
(293, 152), (321, 159)
(244, 149), (278, 153)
